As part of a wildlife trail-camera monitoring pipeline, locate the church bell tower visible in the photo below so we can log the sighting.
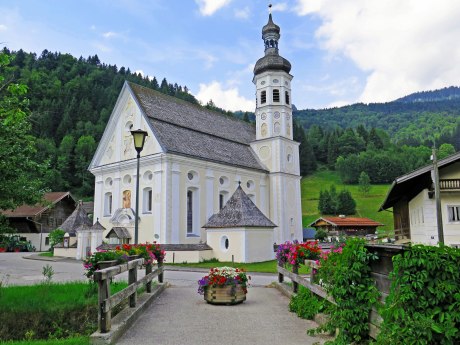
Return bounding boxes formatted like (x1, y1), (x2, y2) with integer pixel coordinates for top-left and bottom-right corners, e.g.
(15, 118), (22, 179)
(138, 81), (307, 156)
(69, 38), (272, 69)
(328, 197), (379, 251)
(251, 7), (303, 244)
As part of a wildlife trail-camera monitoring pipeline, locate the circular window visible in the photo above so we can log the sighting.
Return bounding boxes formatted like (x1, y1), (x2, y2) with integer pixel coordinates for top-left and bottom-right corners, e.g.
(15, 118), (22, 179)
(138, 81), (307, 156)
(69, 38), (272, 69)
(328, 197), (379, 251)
(125, 121), (134, 133)
(219, 176), (228, 186)
(154, 234), (160, 240)
(187, 171), (198, 182)
(221, 236), (229, 251)
(261, 113), (267, 120)
(143, 170), (153, 182)
(273, 79), (279, 83)
(123, 174), (132, 185)
(105, 177), (113, 187)
(246, 180), (255, 190)
(274, 111), (280, 119)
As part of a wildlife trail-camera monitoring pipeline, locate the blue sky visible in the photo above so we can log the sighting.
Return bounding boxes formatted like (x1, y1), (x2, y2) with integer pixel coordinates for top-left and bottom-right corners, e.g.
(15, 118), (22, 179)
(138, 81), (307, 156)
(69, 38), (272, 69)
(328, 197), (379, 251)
(1, 0), (460, 111)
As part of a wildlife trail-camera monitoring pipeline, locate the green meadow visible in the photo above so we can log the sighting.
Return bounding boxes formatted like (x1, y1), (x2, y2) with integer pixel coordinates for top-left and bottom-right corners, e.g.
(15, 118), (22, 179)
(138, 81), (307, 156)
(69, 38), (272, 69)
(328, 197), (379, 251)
(301, 169), (393, 232)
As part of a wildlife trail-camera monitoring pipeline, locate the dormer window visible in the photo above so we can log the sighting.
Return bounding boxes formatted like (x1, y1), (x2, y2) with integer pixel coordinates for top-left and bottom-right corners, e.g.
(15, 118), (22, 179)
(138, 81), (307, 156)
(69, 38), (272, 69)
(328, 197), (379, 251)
(261, 90), (266, 104)
(273, 89), (280, 102)
(285, 91), (290, 105)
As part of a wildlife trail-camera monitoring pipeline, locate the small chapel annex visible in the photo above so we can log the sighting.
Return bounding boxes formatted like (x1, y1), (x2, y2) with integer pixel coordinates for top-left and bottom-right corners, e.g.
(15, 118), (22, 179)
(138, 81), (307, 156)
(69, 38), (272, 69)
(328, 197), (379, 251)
(88, 13), (303, 262)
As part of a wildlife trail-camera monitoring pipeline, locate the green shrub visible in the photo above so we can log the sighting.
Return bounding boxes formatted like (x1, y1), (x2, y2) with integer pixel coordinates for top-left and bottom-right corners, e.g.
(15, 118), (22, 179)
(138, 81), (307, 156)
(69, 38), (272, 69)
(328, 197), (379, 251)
(377, 245), (460, 345)
(289, 285), (327, 320)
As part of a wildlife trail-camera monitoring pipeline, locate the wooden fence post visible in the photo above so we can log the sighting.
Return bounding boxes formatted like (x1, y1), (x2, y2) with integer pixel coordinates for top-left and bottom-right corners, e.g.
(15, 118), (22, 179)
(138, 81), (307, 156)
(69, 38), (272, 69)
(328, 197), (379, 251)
(158, 261), (164, 283)
(278, 263), (284, 283)
(128, 265), (137, 308)
(292, 264), (299, 293)
(98, 278), (111, 333)
(146, 263), (152, 293)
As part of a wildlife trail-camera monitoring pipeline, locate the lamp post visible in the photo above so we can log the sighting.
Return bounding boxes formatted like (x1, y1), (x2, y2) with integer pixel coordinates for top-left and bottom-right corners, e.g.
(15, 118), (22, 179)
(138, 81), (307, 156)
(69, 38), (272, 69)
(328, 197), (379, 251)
(131, 129), (148, 244)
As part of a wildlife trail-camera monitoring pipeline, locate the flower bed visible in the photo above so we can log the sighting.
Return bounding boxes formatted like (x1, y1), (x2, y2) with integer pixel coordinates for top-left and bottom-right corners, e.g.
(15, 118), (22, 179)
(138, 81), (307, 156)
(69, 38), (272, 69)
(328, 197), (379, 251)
(198, 267), (250, 305)
(83, 242), (166, 278)
(276, 240), (321, 267)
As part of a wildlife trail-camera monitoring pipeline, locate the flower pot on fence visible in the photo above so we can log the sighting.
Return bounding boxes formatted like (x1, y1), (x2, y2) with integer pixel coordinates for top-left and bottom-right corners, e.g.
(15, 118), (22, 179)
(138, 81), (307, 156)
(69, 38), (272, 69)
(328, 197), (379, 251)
(97, 260), (118, 269)
(204, 285), (246, 305)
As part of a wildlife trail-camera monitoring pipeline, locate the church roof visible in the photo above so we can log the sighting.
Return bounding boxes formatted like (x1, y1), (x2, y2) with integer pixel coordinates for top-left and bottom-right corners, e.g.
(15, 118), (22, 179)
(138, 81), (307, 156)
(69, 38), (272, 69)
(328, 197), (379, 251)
(128, 82), (266, 172)
(204, 185), (277, 228)
(60, 201), (92, 235)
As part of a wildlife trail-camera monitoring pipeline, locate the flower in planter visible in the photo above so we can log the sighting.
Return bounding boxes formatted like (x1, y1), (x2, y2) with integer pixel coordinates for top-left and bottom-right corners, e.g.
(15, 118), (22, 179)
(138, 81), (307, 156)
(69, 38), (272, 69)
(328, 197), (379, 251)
(197, 267), (250, 295)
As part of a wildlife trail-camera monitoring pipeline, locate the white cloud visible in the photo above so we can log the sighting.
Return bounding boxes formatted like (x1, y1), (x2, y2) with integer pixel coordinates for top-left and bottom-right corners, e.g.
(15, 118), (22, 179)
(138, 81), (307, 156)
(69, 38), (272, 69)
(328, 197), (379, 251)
(296, 0), (460, 103)
(272, 3), (288, 12)
(195, 81), (255, 111)
(195, 0), (232, 16)
(102, 31), (117, 38)
(234, 7), (250, 19)
(0, 24), (7, 31)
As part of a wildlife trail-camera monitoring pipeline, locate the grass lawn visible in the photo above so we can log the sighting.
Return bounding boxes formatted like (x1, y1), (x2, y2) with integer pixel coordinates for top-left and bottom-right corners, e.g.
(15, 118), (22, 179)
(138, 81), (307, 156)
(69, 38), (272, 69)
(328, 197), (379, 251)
(38, 252), (53, 257)
(0, 337), (90, 345)
(301, 169), (393, 232)
(168, 260), (311, 274)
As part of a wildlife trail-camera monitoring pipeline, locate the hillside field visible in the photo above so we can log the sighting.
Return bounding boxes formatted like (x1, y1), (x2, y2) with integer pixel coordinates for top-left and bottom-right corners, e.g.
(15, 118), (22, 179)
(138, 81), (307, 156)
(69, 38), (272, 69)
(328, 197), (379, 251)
(301, 169), (393, 232)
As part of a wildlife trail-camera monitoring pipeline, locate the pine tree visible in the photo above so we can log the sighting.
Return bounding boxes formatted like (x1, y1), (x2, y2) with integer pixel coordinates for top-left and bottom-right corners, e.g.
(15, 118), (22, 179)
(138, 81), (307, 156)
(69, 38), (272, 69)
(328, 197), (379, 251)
(337, 189), (356, 215)
(358, 171), (371, 195)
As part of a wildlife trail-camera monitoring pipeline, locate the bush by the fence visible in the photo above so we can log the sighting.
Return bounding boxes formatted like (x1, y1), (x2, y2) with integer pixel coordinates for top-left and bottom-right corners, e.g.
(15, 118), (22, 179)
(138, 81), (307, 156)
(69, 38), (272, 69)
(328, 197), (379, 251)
(377, 245), (460, 345)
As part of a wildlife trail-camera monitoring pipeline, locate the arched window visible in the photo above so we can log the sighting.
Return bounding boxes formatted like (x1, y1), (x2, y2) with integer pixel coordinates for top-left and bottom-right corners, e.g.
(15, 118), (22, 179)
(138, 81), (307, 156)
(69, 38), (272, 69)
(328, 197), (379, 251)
(187, 190), (193, 234)
(273, 89), (280, 102)
(219, 191), (228, 210)
(285, 91), (290, 105)
(104, 192), (112, 216)
(143, 187), (152, 213)
(261, 90), (266, 104)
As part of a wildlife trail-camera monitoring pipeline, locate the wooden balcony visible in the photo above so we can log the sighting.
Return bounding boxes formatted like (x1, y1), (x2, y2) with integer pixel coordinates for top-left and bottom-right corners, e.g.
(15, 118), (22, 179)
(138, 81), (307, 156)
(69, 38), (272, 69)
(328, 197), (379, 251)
(440, 179), (460, 190)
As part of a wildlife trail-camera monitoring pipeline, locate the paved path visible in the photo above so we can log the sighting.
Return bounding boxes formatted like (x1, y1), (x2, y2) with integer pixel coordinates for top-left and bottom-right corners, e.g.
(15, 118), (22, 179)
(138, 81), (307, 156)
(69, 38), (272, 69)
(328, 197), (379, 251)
(117, 285), (329, 345)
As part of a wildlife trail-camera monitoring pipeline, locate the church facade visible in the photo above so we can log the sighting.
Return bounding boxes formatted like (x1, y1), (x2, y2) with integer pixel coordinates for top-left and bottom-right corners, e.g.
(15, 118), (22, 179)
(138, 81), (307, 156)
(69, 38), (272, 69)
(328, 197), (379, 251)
(88, 14), (302, 256)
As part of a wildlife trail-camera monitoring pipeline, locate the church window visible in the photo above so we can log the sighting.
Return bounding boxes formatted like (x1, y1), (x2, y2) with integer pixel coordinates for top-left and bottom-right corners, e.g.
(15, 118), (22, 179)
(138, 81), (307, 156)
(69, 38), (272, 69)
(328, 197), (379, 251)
(123, 174), (132, 185)
(273, 79), (279, 83)
(219, 193), (225, 210)
(285, 91), (290, 105)
(187, 170), (198, 182)
(104, 192), (113, 216)
(261, 113), (267, 120)
(143, 188), (152, 213)
(273, 89), (280, 102)
(219, 176), (229, 186)
(221, 235), (229, 251)
(246, 180), (255, 191)
(274, 111), (280, 119)
(143, 170), (153, 182)
(187, 190), (193, 233)
(105, 177), (113, 187)
(261, 91), (266, 104)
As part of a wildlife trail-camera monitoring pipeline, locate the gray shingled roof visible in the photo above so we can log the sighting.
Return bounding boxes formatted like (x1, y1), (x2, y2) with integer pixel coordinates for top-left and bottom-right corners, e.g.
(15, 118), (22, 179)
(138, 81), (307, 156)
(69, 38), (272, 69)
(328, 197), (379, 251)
(204, 185), (276, 228)
(106, 227), (132, 239)
(60, 202), (92, 235)
(128, 82), (266, 172)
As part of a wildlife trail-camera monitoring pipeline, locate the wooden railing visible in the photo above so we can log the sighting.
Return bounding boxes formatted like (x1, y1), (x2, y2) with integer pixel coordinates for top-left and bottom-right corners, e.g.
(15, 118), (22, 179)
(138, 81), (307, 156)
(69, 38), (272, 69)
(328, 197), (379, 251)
(93, 259), (164, 333)
(277, 245), (406, 340)
(440, 179), (460, 190)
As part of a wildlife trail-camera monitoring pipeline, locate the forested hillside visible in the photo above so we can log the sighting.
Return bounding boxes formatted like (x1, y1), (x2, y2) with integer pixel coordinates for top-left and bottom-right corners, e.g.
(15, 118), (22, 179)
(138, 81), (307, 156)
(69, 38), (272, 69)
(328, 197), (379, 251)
(294, 86), (460, 146)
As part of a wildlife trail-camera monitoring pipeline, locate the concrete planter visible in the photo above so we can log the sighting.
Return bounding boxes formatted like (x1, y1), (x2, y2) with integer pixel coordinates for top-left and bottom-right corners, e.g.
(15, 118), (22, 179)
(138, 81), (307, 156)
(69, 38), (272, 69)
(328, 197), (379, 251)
(204, 285), (246, 305)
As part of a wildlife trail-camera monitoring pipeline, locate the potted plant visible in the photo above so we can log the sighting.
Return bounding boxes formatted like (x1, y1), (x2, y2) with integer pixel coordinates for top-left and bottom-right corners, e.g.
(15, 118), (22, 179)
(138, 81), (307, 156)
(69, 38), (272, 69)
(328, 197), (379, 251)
(198, 267), (250, 305)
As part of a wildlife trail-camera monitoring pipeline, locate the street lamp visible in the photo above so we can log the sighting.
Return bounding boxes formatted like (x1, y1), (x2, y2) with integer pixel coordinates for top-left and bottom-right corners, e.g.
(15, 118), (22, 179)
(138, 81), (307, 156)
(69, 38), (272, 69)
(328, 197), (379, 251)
(131, 129), (148, 244)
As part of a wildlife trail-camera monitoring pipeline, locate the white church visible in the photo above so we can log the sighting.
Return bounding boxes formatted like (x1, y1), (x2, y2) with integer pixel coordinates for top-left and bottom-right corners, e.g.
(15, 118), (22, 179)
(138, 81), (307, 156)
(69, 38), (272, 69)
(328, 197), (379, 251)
(88, 13), (303, 262)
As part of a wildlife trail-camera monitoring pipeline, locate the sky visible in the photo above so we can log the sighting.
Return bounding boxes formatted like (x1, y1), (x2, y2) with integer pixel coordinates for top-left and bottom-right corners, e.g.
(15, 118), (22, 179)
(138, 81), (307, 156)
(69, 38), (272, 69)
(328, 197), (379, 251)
(1, 0), (460, 111)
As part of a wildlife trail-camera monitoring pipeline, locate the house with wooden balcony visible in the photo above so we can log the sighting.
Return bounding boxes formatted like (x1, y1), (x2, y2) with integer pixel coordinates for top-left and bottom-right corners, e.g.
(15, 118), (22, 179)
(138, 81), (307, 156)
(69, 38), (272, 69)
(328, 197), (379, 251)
(380, 152), (460, 246)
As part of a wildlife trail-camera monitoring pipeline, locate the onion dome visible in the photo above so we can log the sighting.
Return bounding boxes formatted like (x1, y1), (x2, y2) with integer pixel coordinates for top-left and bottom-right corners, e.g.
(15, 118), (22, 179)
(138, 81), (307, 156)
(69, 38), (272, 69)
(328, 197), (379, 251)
(254, 12), (291, 75)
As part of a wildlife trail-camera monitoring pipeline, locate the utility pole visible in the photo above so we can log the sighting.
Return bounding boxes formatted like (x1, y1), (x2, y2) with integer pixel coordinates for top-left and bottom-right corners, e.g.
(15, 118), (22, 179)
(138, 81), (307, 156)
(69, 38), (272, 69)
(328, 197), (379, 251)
(432, 147), (444, 245)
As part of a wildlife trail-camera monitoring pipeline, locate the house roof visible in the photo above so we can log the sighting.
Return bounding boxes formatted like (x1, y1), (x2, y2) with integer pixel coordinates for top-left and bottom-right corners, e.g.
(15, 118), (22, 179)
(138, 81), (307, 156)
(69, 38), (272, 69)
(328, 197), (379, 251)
(128, 82), (266, 172)
(203, 185), (277, 228)
(309, 217), (383, 228)
(379, 151), (460, 210)
(60, 201), (92, 235)
(1, 192), (73, 218)
(106, 227), (132, 239)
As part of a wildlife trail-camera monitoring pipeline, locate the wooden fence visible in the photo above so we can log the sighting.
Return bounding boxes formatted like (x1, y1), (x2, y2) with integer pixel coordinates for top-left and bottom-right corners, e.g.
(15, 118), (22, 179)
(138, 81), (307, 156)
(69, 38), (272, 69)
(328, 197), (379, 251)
(277, 244), (405, 339)
(93, 259), (164, 333)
